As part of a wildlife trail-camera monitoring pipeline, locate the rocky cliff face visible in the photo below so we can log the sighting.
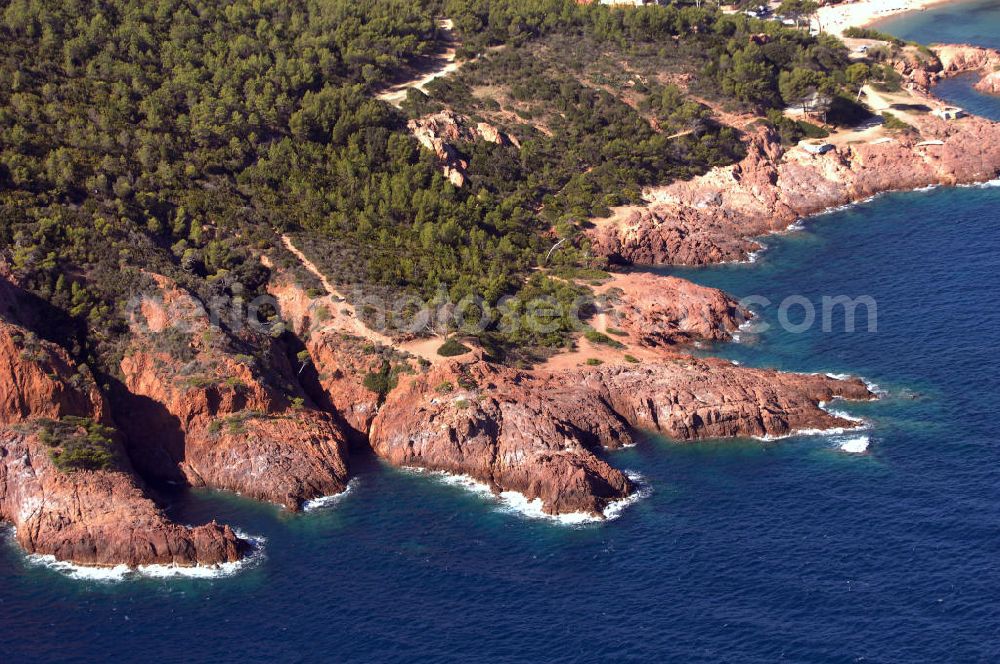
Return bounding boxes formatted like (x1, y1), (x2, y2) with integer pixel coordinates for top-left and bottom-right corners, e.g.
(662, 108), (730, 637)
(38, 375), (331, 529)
(117, 274), (350, 510)
(0, 426), (246, 567)
(932, 44), (1000, 76)
(0, 280), (246, 567)
(591, 113), (1000, 265)
(267, 279), (392, 441)
(299, 333), (387, 439)
(370, 359), (636, 517)
(370, 357), (873, 517)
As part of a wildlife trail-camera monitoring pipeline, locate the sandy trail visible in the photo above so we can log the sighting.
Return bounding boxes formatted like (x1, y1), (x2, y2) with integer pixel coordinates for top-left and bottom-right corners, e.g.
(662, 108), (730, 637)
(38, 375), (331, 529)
(376, 19), (461, 108)
(279, 235), (442, 363)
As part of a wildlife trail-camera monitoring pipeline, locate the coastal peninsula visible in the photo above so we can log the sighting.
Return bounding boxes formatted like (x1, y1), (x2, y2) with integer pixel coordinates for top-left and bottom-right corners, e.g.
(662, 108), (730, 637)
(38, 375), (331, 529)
(1, 0), (998, 571)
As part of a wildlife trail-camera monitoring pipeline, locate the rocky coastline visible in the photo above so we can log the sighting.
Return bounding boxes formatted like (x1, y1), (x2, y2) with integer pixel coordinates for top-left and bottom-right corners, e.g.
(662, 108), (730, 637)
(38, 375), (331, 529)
(589, 113), (1000, 267)
(932, 44), (1000, 94)
(0, 265), (878, 567)
(2, 44), (997, 571)
(588, 46), (1000, 266)
(0, 279), (247, 567)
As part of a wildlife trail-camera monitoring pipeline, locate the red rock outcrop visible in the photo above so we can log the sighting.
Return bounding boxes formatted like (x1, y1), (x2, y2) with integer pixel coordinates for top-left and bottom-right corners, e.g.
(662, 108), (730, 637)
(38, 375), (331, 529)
(0, 283), (246, 567)
(118, 274), (350, 510)
(408, 110), (518, 187)
(591, 111), (1000, 265)
(975, 70), (1000, 95)
(370, 359), (636, 517)
(371, 357), (873, 517)
(580, 359), (872, 440)
(929, 44), (1000, 96)
(604, 272), (749, 346)
(932, 44), (1000, 76)
(1, 427), (246, 567)
(267, 279), (394, 440)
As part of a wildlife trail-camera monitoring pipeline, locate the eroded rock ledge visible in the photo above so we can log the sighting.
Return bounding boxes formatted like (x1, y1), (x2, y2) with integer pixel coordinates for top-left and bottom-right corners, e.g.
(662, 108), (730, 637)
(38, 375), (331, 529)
(370, 357), (873, 517)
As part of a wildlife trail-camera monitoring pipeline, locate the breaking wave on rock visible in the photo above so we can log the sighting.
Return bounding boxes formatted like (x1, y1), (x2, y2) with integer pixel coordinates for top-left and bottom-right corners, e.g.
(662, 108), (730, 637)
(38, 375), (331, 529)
(825, 372), (885, 396)
(959, 177), (1000, 188)
(16, 529), (267, 582)
(752, 400), (869, 442)
(303, 478), (360, 512)
(408, 467), (650, 525)
(838, 435), (871, 454)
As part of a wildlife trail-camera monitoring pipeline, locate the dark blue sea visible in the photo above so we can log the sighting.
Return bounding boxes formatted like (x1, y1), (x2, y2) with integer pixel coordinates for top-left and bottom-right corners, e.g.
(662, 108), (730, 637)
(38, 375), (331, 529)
(3, 14), (1000, 664)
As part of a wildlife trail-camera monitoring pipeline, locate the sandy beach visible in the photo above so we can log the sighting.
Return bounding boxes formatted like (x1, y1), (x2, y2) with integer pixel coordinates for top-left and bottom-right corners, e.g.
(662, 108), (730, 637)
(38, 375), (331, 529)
(817, 0), (958, 36)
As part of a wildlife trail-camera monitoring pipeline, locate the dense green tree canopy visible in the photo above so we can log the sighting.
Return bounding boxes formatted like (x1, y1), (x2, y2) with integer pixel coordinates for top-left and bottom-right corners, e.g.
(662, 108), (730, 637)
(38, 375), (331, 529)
(0, 0), (862, 367)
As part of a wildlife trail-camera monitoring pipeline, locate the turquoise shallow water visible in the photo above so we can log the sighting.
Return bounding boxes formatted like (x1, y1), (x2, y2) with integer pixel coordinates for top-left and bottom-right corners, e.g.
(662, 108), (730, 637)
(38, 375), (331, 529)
(873, 0), (1000, 48)
(3, 12), (1000, 663)
(874, 0), (1000, 117)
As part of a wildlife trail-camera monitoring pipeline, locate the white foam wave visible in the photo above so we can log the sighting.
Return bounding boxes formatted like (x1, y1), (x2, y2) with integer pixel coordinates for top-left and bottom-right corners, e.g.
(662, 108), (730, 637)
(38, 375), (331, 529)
(603, 471), (652, 520)
(813, 202), (854, 217)
(752, 401), (868, 441)
(731, 318), (756, 344)
(810, 194), (885, 221)
(958, 178), (1000, 189)
(746, 242), (767, 263)
(499, 470), (650, 524)
(497, 491), (600, 524)
(863, 379), (885, 395)
(823, 372), (884, 396)
(838, 435), (870, 454)
(23, 530), (266, 582)
(753, 425), (860, 441)
(411, 467), (649, 525)
(825, 372), (852, 381)
(303, 477), (360, 511)
(819, 401), (867, 425)
(425, 469), (495, 497)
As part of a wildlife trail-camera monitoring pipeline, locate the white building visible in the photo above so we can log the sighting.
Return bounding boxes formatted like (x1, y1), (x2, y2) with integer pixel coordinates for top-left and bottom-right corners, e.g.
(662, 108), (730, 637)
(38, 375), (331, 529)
(799, 140), (835, 155)
(931, 106), (966, 120)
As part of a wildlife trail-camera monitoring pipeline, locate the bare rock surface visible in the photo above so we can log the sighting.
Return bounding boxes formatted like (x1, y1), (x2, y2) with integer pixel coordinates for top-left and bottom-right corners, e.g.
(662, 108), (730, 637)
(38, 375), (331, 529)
(0, 278), (246, 567)
(371, 358), (873, 517)
(118, 274), (350, 510)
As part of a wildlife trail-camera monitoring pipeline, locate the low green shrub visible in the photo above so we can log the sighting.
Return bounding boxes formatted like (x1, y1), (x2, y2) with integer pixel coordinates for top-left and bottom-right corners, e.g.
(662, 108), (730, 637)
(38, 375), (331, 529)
(584, 329), (625, 349)
(38, 417), (116, 472)
(437, 338), (471, 357)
